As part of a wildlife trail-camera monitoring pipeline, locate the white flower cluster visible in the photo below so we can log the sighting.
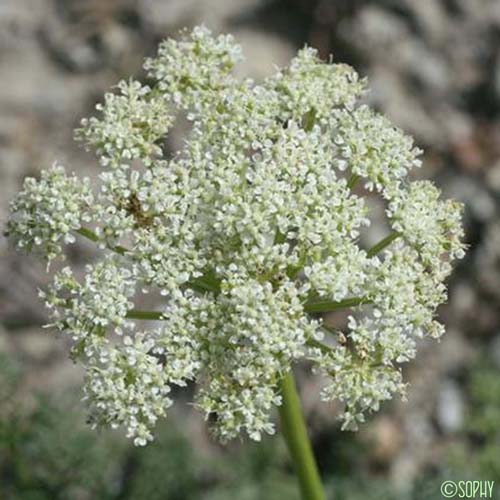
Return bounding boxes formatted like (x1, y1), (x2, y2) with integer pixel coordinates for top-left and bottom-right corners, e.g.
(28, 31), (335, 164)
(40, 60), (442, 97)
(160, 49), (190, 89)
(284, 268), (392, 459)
(143, 25), (243, 108)
(335, 105), (423, 195)
(6, 164), (94, 261)
(6, 26), (465, 443)
(84, 333), (173, 446)
(198, 277), (318, 441)
(387, 181), (465, 276)
(42, 257), (136, 357)
(77, 80), (173, 168)
(271, 47), (365, 124)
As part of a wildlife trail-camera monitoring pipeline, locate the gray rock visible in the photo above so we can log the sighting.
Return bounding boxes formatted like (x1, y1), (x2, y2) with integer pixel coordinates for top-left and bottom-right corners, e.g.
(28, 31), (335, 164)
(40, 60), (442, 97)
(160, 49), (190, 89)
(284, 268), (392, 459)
(436, 380), (464, 433)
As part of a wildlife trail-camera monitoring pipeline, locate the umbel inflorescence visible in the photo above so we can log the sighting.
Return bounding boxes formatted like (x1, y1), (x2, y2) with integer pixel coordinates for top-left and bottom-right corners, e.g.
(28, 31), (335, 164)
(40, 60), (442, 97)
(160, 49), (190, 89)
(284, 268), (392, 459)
(6, 26), (464, 446)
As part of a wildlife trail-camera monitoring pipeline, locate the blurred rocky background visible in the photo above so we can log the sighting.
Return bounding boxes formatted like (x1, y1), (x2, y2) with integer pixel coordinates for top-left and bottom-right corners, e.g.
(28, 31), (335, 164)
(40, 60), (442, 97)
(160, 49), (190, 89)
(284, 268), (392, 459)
(1, 0), (499, 499)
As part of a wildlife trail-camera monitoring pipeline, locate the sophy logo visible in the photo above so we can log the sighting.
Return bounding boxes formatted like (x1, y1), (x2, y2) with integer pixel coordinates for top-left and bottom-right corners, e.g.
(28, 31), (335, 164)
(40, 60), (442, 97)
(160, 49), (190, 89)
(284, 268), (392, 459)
(441, 480), (495, 498)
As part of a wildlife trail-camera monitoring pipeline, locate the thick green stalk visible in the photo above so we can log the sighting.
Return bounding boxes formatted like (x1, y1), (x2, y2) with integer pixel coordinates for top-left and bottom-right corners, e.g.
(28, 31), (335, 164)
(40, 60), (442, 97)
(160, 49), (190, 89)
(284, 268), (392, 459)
(278, 371), (326, 500)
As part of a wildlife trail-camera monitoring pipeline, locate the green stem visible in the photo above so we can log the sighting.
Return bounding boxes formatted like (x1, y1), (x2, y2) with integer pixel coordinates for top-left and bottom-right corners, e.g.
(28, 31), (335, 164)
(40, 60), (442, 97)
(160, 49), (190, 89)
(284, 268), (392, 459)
(126, 309), (164, 321)
(75, 227), (128, 255)
(367, 231), (400, 258)
(75, 226), (99, 242)
(125, 298), (369, 321)
(307, 337), (333, 354)
(304, 296), (371, 314)
(347, 173), (360, 190)
(279, 371), (326, 500)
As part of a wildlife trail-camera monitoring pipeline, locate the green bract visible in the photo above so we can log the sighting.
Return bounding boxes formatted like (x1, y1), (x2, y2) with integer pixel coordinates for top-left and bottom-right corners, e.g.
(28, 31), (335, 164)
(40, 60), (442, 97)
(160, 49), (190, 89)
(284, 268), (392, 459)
(6, 26), (465, 445)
